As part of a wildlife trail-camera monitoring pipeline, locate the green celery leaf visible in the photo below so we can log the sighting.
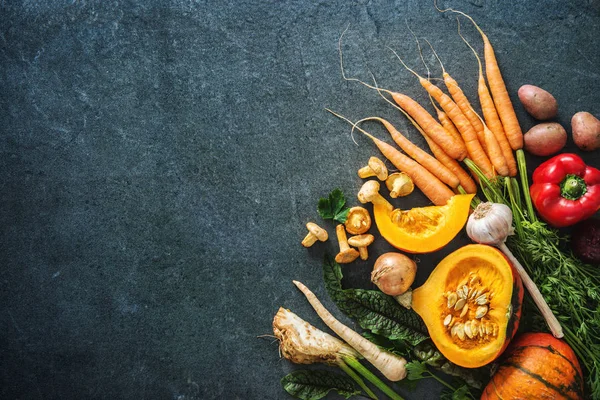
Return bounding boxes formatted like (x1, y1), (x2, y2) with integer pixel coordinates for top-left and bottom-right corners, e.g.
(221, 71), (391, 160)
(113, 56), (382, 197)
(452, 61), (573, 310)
(323, 256), (429, 346)
(405, 360), (430, 381)
(281, 370), (361, 400)
(317, 189), (350, 223)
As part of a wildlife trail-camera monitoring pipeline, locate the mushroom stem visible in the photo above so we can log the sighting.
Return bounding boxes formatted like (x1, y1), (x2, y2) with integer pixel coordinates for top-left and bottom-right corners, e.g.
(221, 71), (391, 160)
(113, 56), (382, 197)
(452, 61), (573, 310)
(301, 232), (319, 247)
(336, 224), (351, 252)
(358, 181), (393, 213)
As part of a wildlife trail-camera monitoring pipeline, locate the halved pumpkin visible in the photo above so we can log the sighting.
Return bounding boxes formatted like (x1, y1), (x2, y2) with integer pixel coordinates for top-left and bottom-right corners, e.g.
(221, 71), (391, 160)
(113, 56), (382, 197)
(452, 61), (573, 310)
(373, 194), (474, 254)
(412, 244), (523, 368)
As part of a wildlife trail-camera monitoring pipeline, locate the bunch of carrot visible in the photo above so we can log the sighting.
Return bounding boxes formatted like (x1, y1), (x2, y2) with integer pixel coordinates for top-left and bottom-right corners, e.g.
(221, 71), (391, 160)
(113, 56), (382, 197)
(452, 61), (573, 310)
(332, 6), (535, 218)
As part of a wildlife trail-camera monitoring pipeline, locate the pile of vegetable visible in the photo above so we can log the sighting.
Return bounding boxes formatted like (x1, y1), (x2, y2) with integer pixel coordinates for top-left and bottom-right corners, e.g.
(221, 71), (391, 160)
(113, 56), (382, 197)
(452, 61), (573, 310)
(264, 4), (600, 399)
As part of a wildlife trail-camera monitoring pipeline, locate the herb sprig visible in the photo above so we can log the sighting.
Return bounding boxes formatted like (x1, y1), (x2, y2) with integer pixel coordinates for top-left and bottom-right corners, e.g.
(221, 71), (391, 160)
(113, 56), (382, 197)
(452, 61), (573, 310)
(317, 189), (350, 223)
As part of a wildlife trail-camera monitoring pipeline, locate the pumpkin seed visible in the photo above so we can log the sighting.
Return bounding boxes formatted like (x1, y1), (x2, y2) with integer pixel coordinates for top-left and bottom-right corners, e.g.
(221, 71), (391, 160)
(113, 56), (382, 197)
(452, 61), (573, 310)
(478, 324), (485, 336)
(454, 298), (466, 310)
(475, 293), (488, 305)
(443, 314), (452, 326)
(456, 323), (465, 340)
(486, 323), (492, 335)
(451, 324), (459, 337)
(492, 324), (498, 337)
(464, 321), (474, 339)
(447, 292), (458, 308)
(470, 289), (479, 299)
(460, 303), (469, 318)
(475, 305), (488, 319)
(469, 275), (480, 286)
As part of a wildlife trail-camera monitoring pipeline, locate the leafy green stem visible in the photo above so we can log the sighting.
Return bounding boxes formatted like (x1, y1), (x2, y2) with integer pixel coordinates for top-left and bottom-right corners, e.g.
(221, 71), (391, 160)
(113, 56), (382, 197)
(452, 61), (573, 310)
(338, 359), (378, 400)
(343, 356), (405, 400)
(516, 149), (537, 222)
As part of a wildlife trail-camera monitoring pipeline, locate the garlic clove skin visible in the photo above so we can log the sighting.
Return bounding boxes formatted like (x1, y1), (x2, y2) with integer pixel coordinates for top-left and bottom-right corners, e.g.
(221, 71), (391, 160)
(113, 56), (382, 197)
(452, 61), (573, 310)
(466, 202), (514, 246)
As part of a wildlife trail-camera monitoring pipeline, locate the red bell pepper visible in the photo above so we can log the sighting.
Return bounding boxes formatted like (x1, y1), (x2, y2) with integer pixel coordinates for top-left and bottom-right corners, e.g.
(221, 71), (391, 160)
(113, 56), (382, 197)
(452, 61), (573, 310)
(530, 153), (600, 228)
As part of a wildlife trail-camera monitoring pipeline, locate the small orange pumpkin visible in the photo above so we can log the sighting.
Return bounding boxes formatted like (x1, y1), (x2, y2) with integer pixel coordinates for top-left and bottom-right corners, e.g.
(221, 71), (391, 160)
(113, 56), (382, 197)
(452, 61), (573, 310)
(411, 244), (523, 368)
(481, 332), (584, 400)
(372, 193), (474, 254)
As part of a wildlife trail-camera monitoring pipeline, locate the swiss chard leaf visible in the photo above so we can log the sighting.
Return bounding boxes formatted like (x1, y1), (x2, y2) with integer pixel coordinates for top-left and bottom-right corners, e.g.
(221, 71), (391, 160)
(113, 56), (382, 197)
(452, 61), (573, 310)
(281, 370), (361, 400)
(317, 189), (350, 223)
(323, 256), (429, 346)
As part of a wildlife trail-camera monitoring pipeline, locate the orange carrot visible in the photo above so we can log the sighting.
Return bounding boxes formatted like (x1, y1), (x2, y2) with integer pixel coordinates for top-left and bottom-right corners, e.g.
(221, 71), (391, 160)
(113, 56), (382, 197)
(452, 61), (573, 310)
(425, 40), (485, 145)
(390, 50), (494, 178)
(443, 9), (523, 150)
(458, 18), (518, 176)
(337, 33), (467, 161)
(327, 109), (454, 206)
(430, 96), (464, 147)
(356, 116), (460, 188)
(482, 122), (509, 176)
(421, 130), (478, 194)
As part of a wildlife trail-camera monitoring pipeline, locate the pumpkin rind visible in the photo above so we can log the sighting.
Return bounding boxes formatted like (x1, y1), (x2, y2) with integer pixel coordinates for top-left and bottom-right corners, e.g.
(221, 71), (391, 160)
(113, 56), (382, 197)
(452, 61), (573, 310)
(411, 244), (523, 368)
(372, 194), (474, 254)
(481, 332), (584, 400)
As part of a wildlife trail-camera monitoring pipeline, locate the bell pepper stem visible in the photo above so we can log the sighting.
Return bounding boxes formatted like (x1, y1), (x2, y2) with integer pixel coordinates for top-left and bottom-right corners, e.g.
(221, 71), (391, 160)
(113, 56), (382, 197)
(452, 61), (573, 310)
(560, 174), (587, 200)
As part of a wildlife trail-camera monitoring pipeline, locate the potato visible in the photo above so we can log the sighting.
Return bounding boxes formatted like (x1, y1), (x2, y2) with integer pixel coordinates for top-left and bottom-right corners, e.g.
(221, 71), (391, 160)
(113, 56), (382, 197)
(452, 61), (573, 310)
(518, 84), (558, 120)
(572, 111), (600, 151)
(523, 122), (567, 156)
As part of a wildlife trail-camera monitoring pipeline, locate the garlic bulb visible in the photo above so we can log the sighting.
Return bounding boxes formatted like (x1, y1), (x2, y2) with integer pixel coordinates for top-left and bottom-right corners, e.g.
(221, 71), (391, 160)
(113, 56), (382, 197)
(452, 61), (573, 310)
(466, 202), (514, 246)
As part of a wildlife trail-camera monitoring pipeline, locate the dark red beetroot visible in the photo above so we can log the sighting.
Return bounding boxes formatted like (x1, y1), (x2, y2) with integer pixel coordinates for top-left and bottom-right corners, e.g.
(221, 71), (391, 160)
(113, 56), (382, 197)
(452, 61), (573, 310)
(571, 218), (600, 265)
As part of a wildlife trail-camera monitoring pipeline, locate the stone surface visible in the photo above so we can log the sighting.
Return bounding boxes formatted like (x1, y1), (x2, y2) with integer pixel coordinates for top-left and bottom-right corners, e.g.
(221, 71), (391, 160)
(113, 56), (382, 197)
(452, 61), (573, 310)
(1, 1), (599, 399)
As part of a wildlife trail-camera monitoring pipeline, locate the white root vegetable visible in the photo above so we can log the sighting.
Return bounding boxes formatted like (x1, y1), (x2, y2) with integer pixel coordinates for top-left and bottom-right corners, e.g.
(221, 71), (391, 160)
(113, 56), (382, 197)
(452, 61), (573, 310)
(293, 280), (407, 381)
(466, 202), (564, 338)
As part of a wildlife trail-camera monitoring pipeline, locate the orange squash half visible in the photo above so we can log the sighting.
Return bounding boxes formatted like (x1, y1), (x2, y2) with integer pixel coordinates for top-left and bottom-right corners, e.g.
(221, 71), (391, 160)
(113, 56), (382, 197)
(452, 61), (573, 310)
(373, 194), (474, 254)
(412, 244), (524, 368)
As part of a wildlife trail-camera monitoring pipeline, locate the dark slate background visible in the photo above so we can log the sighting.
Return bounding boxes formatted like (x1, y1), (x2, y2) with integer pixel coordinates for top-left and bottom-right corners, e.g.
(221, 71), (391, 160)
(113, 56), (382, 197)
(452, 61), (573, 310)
(1, 1), (599, 399)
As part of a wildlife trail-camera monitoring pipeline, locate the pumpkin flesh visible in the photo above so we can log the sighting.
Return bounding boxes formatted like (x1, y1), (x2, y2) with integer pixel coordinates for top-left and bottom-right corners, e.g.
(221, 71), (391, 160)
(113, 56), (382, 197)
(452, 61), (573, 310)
(412, 244), (523, 368)
(373, 194), (474, 254)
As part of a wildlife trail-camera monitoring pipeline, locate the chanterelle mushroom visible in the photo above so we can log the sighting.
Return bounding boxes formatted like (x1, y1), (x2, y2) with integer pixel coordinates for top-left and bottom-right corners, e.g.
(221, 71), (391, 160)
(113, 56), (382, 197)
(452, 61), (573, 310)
(358, 181), (393, 213)
(344, 206), (372, 235)
(386, 172), (414, 198)
(348, 234), (375, 260)
(334, 224), (360, 264)
(301, 222), (328, 247)
(358, 157), (388, 181)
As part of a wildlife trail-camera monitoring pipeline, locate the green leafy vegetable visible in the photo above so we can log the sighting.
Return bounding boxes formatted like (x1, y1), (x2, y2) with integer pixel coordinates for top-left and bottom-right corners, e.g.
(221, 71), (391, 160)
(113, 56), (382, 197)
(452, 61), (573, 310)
(323, 256), (429, 346)
(281, 370), (361, 400)
(468, 158), (600, 399)
(318, 189), (350, 223)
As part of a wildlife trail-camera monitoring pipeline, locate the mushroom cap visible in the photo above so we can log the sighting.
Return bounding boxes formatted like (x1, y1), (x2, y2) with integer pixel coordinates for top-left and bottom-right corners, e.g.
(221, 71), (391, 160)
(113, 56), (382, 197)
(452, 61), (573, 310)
(348, 234), (375, 247)
(344, 206), (372, 235)
(368, 157), (388, 181)
(335, 248), (360, 264)
(386, 172), (414, 198)
(357, 180), (381, 204)
(306, 222), (328, 241)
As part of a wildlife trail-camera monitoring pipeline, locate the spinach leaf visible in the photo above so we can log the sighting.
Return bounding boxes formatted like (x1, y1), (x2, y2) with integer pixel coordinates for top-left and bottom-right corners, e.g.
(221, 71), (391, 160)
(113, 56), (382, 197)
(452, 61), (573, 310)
(317, 189), (350, 223)
(323, 256), (429, 346)
(281, 370), (361, 400)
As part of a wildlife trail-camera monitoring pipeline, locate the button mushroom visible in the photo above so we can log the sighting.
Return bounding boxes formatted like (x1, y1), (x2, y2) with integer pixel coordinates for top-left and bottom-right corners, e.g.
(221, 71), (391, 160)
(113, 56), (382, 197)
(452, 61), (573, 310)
(348, 234), (375, 260)
(386, 172), (414, 198)
(358, 157), (388, 181)
(357, 180), (393, 213)
(301, 222), (328, 247)
(344, 206), (372, 235)
(334, 224), (360, 264)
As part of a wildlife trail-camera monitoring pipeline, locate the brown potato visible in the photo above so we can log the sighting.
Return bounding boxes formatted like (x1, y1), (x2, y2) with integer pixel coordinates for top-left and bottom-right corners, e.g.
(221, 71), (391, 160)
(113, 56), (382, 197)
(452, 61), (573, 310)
(523, 122), (567, 156)
(518, 84), (558, 120)
(572, 111), (600, 151)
